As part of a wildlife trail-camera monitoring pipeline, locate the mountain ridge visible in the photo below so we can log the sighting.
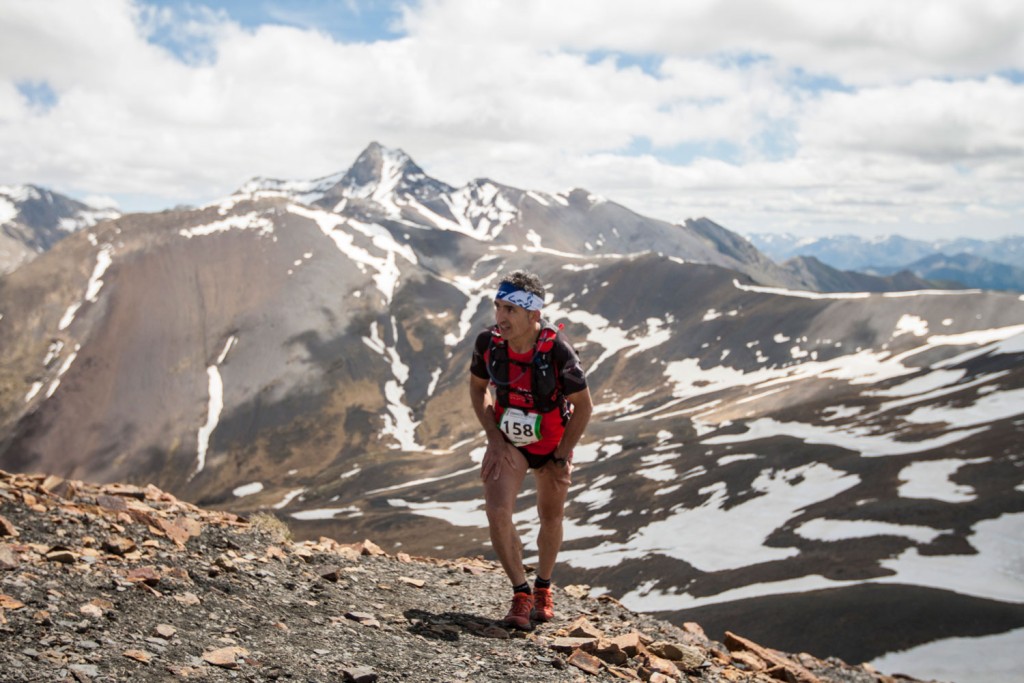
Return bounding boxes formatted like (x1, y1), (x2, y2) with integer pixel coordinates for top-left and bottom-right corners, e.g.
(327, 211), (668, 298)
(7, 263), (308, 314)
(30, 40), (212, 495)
(747, 232), (1024, 292)
(0, 184), (120, 275)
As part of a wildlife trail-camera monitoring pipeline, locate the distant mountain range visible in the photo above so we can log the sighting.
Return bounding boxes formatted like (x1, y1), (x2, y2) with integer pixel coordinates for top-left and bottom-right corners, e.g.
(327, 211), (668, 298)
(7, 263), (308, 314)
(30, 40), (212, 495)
(2, 142), (1023, 682)
(0, 184), (119, 275)
(747, 232), (1024, 292)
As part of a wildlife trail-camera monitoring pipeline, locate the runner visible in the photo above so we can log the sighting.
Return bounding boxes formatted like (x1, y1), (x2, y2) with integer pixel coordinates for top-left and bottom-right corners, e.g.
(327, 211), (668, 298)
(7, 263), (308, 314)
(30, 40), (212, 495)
(468, 270), (593, 630)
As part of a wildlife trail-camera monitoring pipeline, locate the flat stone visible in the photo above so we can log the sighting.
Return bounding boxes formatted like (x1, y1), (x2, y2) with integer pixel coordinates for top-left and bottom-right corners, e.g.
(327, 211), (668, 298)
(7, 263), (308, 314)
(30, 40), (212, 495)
(398, 576), (425, 588)
(593, 640), (629, 665)
(102, 535), (136, 556)
(0, 544), (18, 569)
(550, 636), (598, 653)
(69, 664), (100, 678)
(0, 515), (18, 537)
(649, 641), (705, 670)
(342, 667), (378, 683)
(567, 650), (603, 675)
(565, 616), (603, 639)
(606, 631), (644, 657)
(643, 653), (680, 678)
(154, 624), (177, 639)
(45, 549), (78, 564)
(202, 645), (249, 669)
(125, 566), (161, 585)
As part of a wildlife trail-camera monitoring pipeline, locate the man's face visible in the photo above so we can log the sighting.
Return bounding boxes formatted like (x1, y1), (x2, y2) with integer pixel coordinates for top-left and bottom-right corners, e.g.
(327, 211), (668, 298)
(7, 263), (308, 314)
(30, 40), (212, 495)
(494, 299), (537, 340)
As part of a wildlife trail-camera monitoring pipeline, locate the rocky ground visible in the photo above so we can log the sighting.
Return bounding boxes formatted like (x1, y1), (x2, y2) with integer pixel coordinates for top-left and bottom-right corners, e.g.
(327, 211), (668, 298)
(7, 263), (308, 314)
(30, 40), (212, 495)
(0, 469), (931, 683)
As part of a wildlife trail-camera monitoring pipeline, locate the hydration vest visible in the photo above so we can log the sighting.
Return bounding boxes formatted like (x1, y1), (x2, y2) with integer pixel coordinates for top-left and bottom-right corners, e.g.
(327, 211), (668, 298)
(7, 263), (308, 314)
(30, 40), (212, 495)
(486, 322), (568, 419)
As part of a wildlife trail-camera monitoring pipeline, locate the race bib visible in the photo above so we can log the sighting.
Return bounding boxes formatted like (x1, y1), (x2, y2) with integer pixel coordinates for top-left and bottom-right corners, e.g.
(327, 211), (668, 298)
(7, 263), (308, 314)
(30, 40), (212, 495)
(499, 408), (543, 446)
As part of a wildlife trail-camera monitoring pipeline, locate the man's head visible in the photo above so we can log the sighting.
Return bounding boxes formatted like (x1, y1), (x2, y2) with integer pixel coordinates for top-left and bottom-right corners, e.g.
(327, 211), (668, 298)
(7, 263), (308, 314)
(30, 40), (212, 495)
(494, 270), (545, 338)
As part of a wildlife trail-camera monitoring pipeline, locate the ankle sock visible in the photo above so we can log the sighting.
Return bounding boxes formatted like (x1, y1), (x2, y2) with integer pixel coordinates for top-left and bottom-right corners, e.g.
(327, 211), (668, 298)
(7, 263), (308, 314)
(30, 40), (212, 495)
(513, 582), (531, 595)
(534, 577), (552, 590)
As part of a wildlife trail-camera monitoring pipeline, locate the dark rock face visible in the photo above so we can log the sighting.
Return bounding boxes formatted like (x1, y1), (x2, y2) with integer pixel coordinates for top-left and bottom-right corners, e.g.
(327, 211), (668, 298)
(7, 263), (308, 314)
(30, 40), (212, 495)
(2, 143), (1023, 681)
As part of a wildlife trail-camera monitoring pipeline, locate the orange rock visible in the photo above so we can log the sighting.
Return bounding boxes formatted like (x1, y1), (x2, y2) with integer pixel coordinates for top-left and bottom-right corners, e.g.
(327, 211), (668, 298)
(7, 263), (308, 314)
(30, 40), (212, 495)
(159, 516), (203, 546)
(593, 640), (629, 665)
(154, 624), (177, 639)
(399, 576), (425, 588)
(173, 592), (201, 606)
(550, 636), (599, 653)
(642, 653), (680, 678)
(103, 535), (137, 556)
(0, 544), (18, 569)
(605, 665), (642, 680)
(80, 602), (105, 618)
(202, 646), (249, 669)
(730, 650), (766, 671)
(0, 515), (19, 537)
(606, 631), (644, 657)
(724, 631), (820, 683)
(358, 539), (386, 556)
(45, 549), (78, 564)
(567, 649), (603, 675)
(565, 615), (603, 639)
(125, 566), (161, 586)
(0, 594), (25, 609)
(162, 566), (192, 583)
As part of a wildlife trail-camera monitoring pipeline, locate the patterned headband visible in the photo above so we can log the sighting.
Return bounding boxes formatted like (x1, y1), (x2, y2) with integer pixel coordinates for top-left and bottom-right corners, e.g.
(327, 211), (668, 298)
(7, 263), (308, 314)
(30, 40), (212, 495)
(495, 281), (544, 311)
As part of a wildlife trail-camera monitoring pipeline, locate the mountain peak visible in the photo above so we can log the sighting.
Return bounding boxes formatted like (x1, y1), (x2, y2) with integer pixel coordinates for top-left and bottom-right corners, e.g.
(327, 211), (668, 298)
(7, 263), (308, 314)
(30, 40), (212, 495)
(341, 142), (418, 195)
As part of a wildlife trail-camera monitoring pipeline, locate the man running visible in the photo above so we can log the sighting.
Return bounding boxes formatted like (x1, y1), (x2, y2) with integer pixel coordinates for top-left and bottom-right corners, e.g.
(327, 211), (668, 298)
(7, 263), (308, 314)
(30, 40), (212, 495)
(469, 270), (593, 630)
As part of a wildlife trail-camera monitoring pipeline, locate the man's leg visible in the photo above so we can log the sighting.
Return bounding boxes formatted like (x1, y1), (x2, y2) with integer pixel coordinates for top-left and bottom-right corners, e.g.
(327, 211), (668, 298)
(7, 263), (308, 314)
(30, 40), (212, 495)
(532, 459), (572, 585)
(529, 459), (571, 622)
(483, 440), (530, 587)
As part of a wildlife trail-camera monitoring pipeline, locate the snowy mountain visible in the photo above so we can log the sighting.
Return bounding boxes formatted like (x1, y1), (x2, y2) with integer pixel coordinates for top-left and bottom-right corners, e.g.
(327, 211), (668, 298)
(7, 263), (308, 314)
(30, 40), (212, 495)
(746, 233), (939, 271)
(0, 184), (120, 275)
(780, 255), (938, 293)
(869, 252), (1024, 292)
(748, 232), (1024, 292)
(1, 143), (1023, 682)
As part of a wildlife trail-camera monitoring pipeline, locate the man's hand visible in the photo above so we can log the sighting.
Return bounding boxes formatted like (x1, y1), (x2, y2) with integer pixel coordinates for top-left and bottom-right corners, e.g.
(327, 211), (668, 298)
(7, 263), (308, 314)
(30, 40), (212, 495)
(480, 435), (510, 481)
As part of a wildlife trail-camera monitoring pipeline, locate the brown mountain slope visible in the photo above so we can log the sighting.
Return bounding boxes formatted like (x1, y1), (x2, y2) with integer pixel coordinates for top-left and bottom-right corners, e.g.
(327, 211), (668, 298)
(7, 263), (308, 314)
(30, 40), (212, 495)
(0, 469), (926, 683)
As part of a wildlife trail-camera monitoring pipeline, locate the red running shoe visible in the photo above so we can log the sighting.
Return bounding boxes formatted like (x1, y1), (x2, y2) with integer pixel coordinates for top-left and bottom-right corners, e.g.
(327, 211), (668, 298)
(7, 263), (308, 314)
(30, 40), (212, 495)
(532, 586), (554, 622)
(503, 592), (534, 630)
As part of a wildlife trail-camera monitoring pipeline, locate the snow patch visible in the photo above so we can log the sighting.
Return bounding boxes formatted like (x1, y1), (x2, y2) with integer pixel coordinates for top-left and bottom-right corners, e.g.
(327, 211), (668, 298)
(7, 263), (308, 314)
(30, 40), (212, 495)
(179, 212), (274, 238)
(233, 482), (264, 498)
(898, 458), (990, 502)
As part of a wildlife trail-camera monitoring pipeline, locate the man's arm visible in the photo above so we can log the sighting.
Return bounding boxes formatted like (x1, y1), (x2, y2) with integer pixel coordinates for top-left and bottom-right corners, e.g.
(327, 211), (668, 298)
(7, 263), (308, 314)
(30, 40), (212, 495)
(469, 374), (502, 440)
(553, 386), (593, 462)
(470, 374), (509, 481)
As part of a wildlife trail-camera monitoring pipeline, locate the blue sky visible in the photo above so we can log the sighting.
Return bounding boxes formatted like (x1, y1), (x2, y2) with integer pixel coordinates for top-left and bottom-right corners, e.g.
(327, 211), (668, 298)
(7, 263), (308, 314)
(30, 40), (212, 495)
(144, 0), (404, 48)
(2, 0), (1023, 239)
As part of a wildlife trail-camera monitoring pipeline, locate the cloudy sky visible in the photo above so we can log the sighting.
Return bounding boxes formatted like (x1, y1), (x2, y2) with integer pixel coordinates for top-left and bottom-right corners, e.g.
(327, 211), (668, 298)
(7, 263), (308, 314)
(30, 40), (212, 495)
(2, 0), (1023, 240)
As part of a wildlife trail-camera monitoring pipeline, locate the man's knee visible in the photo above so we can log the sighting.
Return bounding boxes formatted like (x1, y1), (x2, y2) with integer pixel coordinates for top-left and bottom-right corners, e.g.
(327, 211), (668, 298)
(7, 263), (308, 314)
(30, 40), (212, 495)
(536, 492), (566, 526)
(486, 500), (516, 524)
(538, 507), (564, 529)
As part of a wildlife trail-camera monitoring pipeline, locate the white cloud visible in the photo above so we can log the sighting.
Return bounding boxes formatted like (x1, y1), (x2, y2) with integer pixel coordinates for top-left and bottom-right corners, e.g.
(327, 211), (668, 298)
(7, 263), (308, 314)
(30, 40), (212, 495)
(800, 77), (1024, 163)
(0, 0), (1021, 238)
